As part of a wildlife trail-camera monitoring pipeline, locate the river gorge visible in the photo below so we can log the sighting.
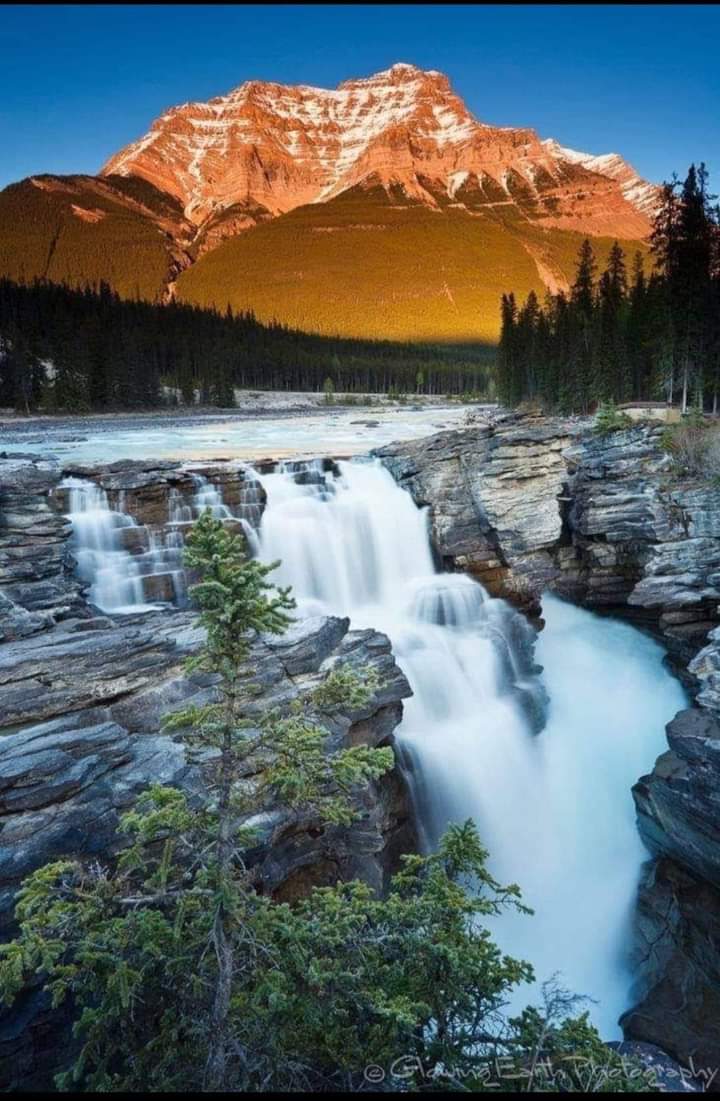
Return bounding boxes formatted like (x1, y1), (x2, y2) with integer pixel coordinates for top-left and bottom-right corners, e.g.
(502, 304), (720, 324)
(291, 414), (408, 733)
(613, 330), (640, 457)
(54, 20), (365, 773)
(1, 408), (719, 1087)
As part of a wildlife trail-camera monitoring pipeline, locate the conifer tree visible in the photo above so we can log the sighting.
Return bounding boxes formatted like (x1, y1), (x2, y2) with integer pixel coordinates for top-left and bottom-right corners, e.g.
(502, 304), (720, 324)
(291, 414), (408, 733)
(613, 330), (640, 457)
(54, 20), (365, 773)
(517, 289), (541, 400)
(497, 292), (519, 406)
(598, 242), (630, 401)
(492, 165), (719, 414)
(568, 238), (597, 411)
(0, 513), (394, 1090)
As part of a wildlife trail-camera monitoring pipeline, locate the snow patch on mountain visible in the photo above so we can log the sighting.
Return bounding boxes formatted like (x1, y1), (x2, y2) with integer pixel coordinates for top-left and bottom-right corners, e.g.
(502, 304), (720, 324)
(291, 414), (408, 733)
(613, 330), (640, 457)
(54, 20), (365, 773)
(102, 64), (658, 236)
(541, 138), (659, 218)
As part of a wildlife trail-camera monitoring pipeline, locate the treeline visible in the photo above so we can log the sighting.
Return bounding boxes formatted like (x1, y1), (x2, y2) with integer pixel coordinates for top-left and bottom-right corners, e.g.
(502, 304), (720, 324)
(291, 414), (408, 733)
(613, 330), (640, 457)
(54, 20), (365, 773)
(0, 279), (492, 413)
(497, 163), (720, 413)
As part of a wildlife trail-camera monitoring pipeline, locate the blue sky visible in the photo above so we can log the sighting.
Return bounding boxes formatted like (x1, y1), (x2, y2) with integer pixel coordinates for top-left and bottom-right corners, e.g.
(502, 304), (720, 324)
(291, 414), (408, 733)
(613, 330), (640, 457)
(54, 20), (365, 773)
(1, 4), (718, 190)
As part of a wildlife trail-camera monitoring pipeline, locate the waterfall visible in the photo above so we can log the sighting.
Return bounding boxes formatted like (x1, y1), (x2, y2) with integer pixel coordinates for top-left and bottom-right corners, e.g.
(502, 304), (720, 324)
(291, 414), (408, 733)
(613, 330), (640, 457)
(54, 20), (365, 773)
(190, 475), (233, 520)
(63, 470), (263, 614)
(61, 478), (166, 613)
(257, 458), (686, 1036)
(189, 472), (263, 556)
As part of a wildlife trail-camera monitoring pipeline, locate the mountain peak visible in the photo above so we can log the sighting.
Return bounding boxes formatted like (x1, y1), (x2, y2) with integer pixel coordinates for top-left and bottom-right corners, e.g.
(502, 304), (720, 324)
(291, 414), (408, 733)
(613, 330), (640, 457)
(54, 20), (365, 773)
(101, 64), (658, 235)
(337, 62), (452, 94)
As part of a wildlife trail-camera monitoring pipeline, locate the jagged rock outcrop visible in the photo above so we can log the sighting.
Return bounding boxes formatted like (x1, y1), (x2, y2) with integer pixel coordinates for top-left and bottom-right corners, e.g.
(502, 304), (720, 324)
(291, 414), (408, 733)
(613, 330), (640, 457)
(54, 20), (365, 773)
(633, 708), (720, 891)
(560, 426), (720, 677)
(0, 613), (199, 731)
(620, 858), (720, 1080)
(0, 610), (413, 916)
(0, 709), (193, 934)
(380, 416), (720, 666)
(377, 414), (575, 617)
(0, 457), (84, 637)
(688, 628), (720, 713)
(622, 704), (720, 1072)
(0, 603), (414, 1088)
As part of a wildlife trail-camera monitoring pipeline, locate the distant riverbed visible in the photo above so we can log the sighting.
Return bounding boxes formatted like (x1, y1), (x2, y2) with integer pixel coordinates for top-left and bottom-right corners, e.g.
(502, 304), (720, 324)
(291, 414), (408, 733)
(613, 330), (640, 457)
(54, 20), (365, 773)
(0, 397), (479, 465)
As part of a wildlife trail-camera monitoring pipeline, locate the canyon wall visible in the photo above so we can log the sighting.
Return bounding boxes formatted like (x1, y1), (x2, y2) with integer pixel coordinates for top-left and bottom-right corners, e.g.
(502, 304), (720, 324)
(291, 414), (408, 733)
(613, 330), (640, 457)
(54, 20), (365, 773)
(379, 412), (720, 1073)
(4, 418), (720, 1079)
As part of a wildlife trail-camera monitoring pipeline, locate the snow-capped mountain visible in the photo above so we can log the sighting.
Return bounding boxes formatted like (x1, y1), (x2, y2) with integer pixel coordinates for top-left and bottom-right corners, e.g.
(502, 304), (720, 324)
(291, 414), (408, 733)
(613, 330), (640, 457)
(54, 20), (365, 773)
(102, 63), (658, 241)
(0, 63), (660, 342)
(540, 139), (659, 220)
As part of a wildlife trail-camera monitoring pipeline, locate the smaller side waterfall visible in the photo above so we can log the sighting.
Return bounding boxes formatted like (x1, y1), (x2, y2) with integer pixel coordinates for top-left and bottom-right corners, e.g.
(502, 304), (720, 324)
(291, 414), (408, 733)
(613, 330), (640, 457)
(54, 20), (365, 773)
(191, 472), (261, 555)
(190, 476), (233, 520)
(62, 469), (264, 614)
(62, 478), (166, 613)
(169, 472), (261, 555)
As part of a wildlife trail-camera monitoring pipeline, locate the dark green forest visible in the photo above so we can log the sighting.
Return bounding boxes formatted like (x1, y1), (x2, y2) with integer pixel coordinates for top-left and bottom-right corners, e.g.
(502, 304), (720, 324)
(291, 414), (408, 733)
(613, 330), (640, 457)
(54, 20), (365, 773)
(0, 279), (492, 413)
(4, 163), (717, 417)
(497, 164), (720, 413)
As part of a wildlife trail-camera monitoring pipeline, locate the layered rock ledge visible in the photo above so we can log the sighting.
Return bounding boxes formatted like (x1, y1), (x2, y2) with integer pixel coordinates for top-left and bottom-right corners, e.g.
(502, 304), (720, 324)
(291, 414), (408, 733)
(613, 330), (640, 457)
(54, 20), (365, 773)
(380, 412), (720, 1073)
(0, 453), (415, 1087)
(377, 415), (576, 617)
(0, 457), (84, 638)
(378, 414), (720, 668)
(0, 608), (414, 1087)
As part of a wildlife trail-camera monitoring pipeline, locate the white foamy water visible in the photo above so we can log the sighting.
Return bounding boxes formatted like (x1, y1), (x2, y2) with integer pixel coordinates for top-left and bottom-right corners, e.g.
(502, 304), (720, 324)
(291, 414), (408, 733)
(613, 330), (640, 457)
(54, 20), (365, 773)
(257, 458), (686, 1036)
(62, 478), (165, 613)
(62, 472), (253, 613)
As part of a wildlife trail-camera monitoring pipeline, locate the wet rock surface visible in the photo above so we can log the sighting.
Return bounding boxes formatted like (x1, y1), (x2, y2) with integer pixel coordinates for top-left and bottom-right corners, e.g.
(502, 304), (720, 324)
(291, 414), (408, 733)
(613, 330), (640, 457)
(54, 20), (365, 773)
(377, 413), (576, 616)
(562, 426), (720, 678)
(633, 707), (720, 890)
(0, 603), (414, 1087)
(624, 704), (720, 1073)
(0, 456), (85, 636)
(379, 414), (720, 1074)
(53, 458), (265, 535)
(379, 415), (720, 666)
(0, 609), (413, 924)
(620, 858), (720, 1083)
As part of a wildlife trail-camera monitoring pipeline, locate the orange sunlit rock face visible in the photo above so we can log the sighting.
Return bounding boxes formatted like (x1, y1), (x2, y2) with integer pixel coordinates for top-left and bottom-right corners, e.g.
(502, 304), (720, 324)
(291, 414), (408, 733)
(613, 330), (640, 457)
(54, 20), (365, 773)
(102, 63), (657, 247)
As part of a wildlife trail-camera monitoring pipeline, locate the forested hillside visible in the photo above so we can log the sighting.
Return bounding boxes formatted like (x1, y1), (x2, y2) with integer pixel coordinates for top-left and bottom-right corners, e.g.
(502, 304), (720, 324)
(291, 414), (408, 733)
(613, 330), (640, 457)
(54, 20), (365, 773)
(497, 164), (720, 413)
(0, 278), (493, 413)
(0, 175), (193, 302)
(175, 181), (647, 343)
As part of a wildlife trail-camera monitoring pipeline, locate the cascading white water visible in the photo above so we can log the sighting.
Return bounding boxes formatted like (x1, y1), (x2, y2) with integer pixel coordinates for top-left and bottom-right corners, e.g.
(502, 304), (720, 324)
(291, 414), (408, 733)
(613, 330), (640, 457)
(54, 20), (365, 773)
(62, 478), (163, 613)
(64, 471), (264, 614)
(171, 472), (262, 555)
(257, 458), (686, 1036)
(191, 476), (233, 520)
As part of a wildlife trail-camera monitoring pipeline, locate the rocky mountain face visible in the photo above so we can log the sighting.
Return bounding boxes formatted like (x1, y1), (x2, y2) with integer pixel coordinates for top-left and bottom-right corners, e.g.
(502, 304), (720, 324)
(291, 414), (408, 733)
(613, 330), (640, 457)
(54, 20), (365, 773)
(104, 63), (656, 244)
(378, 412), (720, 1073)
(0, 64), (657, 338)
